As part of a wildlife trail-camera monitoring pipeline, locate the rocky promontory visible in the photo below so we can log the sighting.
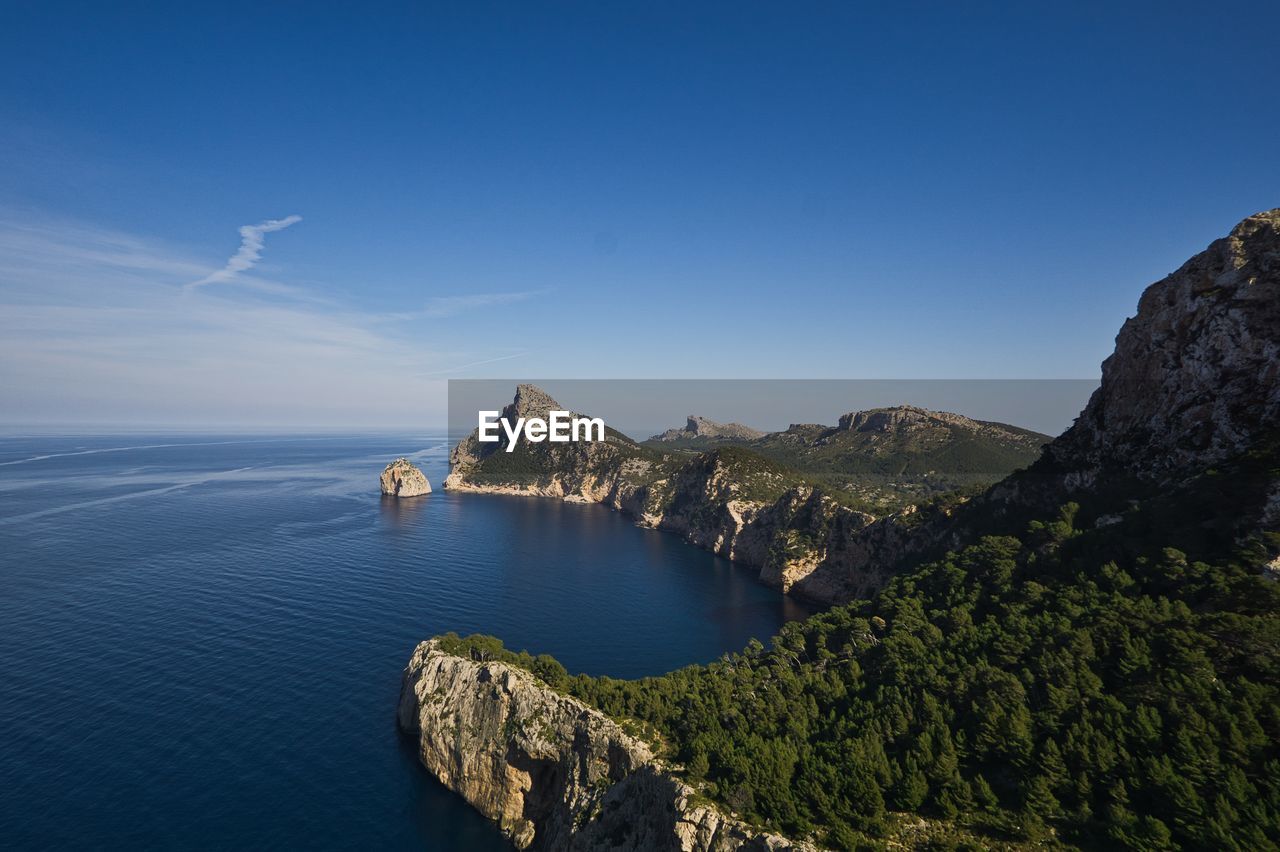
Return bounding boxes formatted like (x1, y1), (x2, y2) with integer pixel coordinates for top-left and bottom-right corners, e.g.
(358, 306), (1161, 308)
(380, 457), (432, 497)
(442, 386), (1034, 604)
(397, 638), (818, 851)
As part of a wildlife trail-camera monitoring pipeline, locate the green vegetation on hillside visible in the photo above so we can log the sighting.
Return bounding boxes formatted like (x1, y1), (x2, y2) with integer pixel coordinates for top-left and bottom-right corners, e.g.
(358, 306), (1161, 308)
(439, 442), (1280, 850)
(751, 422), (1046, 480)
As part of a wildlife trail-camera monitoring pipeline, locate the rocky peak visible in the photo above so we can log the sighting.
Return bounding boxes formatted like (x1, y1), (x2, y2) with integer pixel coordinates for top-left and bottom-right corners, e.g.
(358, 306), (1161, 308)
(1049, 208), (1280, 483)
(505, 383), (564, 420)
(650, 415), (765, 442)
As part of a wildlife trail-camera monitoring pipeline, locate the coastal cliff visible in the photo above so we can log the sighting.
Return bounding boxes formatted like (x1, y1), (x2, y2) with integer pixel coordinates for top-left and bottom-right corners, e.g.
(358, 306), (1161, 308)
(968, 208), (1280, 545)
(397, 639), (817, 851)
(443, 387), (1031, 605)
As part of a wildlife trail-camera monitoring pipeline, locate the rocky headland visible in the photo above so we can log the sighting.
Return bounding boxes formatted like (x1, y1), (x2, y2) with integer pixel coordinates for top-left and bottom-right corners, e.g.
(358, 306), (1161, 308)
(443, 386), (1041, 604)
(1047, 208), (1280, 488)
(397, 638), (818, 851)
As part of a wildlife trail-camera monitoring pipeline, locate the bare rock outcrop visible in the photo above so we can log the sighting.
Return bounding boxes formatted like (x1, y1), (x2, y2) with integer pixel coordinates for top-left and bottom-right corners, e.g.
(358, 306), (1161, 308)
(1048, 208), (1280, 485)
(397, 639), (818, 851)
(380, 458), (431, 497)
(650, 416), (766, 443)
(835, 406), (1038, 447)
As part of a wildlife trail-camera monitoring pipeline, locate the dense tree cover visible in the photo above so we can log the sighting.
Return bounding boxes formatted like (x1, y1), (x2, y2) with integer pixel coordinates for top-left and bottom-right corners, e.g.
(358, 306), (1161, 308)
(441, 492), (1280, 850)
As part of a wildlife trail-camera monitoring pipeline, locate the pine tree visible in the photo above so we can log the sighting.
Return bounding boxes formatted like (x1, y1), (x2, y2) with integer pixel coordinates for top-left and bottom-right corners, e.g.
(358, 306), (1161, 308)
(893, 757), (929, 811)
(971, 774), (999, 812)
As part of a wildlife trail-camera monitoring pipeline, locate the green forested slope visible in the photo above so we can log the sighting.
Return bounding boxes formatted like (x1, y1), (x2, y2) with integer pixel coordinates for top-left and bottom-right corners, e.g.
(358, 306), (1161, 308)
(439, 441), (1280, 850)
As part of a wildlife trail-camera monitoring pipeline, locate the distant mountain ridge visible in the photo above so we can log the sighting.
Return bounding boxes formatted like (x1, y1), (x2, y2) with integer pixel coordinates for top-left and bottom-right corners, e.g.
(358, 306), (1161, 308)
(750, 405), (1047, 492)
(646, 403), (1051, 510)
(648, 415), (765, 443)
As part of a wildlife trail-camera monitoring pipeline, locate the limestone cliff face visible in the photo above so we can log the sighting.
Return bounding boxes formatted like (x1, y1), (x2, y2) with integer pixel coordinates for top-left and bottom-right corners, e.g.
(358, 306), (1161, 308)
(1049, 209), (1280, 486)
(646, 456), (918, 599)
(397, 640), (818, 851)
(808, 210), (1280, 590)
(380, 457), (431, 497)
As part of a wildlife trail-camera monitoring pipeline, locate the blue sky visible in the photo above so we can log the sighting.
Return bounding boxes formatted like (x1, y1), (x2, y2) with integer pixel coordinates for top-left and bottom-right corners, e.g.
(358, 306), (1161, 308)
(1, 2), (1277, 428)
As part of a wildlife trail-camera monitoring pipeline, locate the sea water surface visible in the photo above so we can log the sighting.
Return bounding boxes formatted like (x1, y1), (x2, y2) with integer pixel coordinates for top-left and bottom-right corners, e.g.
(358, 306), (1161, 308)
(0, 434), (809, 849)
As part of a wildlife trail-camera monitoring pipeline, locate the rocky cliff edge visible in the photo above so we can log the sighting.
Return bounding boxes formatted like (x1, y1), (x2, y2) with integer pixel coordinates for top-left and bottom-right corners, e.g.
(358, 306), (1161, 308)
(397, 639), (819, 851)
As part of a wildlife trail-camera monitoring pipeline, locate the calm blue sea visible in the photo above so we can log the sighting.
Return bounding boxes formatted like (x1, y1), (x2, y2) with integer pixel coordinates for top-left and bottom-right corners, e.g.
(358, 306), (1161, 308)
(0, 434), (809, 849)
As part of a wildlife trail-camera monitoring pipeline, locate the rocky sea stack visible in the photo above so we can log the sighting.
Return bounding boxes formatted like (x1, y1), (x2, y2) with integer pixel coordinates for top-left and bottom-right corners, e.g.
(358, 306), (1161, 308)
(379, 458), (431, 497)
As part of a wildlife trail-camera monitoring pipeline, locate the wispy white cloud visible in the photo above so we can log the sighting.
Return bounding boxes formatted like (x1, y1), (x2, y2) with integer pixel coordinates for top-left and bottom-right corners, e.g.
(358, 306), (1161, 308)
(422, 289), (543, 318)
(420, 351), (527, 376)
(187, 214), (302, 290)
(0, 212), (539, 427)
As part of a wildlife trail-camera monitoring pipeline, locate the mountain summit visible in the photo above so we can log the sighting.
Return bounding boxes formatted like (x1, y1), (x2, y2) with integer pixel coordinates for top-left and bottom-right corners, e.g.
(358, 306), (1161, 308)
(649, 415), (765, 443)
(1049, 208), (1280, 486)
(923, 207), (1280, 586)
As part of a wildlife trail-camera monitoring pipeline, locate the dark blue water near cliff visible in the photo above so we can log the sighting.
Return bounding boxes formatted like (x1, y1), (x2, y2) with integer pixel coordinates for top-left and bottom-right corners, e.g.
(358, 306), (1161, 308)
(0, 435), (809, 849)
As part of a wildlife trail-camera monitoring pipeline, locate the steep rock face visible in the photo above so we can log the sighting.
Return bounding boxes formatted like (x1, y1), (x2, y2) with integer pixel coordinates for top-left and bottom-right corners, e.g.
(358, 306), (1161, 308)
(647, 458), (903, 598)
(380, 457), (431, 497)
(652, 210), (1280, 596)
(397, 640), (818, 851)
(1049, 209), (1280, 485)
(650, 416), (766, 443)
